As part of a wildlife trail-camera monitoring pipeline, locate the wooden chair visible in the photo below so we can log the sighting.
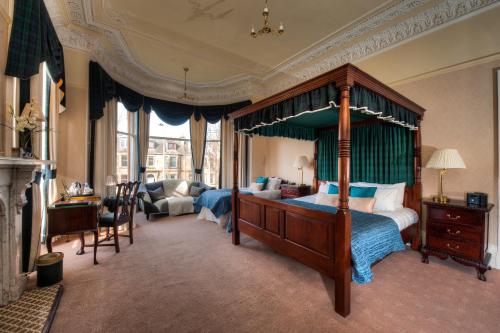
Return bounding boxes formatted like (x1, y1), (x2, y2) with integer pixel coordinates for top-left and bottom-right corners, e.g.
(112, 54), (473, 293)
(98, 181), (140, 253)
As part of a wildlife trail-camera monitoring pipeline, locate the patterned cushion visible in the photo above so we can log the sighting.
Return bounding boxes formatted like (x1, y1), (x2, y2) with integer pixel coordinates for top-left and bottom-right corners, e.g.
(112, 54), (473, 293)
(249, 182), (264, 191)
(148, 187), (166, 202)
(349, 197), (375, 213)
(189, 186), (205, 197)
(315, 193), (338, 206)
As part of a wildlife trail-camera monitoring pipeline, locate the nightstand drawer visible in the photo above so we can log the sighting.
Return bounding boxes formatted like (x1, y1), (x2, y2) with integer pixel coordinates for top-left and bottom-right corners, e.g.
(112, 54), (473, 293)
(428, 222), (481, 243)
(428, 207), (481, 226)
(427, 236), (481, 260)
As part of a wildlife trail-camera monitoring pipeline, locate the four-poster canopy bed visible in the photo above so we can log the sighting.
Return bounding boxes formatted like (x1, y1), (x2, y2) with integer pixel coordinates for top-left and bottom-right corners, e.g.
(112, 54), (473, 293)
(229, 63), (425, 317)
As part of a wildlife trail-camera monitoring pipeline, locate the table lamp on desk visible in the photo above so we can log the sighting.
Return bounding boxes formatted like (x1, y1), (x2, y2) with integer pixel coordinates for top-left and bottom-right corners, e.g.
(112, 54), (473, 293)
(293, 155), (309, 186)
(105, 175), (118, 198)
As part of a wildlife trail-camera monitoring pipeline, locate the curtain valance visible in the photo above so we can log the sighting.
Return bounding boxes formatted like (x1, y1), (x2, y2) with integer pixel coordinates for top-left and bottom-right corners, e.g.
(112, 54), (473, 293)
(89, 61), (251, 123)
(235, 83), (338, 132)
(248, 122), (316, 141)
(318, 123), (414, 185)
(234, 83), (419, 133)
(5, 0), (66, 107)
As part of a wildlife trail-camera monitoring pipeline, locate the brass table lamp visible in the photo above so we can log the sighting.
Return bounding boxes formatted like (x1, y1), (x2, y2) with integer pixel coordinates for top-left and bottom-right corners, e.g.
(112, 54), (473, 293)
(425, 149), (466, 203)
(293, 155), (309, 186)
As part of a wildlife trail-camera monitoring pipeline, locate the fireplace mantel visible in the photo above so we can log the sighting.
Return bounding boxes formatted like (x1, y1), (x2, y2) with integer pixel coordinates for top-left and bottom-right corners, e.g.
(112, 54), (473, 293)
(0, 158), (52, 305)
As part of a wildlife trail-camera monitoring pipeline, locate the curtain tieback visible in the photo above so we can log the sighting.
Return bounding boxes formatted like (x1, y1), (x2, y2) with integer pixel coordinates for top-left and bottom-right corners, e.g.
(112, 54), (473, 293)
(194, 169), (202, 174)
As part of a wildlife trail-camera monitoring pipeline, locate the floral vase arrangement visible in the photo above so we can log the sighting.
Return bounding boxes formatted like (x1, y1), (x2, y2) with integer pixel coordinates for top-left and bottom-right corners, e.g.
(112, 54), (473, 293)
(1, 99), (45, 158)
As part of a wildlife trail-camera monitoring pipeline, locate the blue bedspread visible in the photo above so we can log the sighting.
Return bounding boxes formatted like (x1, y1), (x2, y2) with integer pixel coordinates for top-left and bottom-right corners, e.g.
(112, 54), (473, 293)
(281, 199), (405, 284)
(194, 189), (252, 218)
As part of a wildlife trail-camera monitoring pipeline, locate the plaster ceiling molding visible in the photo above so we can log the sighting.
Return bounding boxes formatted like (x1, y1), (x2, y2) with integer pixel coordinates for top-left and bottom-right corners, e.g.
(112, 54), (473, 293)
(265, 0), (431, 81)
(264, 0), (500, 95)
(45, 0), (500, 103)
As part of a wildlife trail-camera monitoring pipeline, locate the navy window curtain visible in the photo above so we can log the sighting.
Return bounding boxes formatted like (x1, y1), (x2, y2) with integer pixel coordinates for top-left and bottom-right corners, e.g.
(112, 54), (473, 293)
(318, 123), (414, 186)
(5, 0), (66, 107)
(89, 61), (250, 122)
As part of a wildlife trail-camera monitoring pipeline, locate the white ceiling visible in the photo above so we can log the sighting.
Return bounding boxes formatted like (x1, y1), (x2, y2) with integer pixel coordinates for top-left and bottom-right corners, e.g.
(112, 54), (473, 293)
(99, 0), (389, 83)
(47, 0), (500, 104)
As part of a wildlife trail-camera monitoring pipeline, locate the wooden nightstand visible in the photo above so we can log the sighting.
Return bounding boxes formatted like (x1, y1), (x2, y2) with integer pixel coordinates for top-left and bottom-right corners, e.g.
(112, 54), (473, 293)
(281, 185), (311, 199)
(421, 199), (494, 281)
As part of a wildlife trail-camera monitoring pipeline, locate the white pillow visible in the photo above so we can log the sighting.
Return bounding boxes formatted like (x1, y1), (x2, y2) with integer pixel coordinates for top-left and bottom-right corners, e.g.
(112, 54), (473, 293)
(266, 177), (282, 190)
(318, 181), (338, 193)
(249, 182), (264, 191)
(373, 188), (400, 211)
(354, 182), (406, 209)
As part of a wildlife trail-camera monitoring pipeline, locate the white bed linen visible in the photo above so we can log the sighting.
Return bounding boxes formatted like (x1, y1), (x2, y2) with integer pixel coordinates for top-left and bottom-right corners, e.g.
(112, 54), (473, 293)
(293, 194), (418, 231)
(240, 188), (282, 200)
(197, 207), (230, 229)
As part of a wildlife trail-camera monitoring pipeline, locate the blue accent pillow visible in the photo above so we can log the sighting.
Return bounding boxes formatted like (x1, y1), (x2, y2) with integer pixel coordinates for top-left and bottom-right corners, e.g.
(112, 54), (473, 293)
(350, 186), (377, 198)
(256, 176), (268, 186)
(327, 184), (339, 194)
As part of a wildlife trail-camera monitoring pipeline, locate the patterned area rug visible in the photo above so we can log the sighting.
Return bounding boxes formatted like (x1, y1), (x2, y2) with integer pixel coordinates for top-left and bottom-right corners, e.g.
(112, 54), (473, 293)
(0, 284), (63, 333)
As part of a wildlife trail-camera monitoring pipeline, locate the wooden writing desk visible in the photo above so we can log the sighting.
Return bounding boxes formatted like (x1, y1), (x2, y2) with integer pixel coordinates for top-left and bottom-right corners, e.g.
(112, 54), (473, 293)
(47, 199), (100, 265)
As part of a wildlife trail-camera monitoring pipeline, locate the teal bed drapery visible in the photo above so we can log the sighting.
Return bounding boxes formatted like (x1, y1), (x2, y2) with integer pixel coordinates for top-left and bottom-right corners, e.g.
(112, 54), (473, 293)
(234, 83), (418, 134)
(318, 123), (414, 186)
(247, 122), (316, 141)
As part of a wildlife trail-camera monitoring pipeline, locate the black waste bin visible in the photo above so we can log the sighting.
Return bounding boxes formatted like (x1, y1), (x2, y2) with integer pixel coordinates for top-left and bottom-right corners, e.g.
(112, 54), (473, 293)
(36, 252), (64, 287)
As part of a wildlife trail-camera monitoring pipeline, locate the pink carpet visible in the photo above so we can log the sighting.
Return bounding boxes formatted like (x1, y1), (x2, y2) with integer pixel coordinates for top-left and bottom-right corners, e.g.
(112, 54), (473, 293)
(47, 213), (500, 333)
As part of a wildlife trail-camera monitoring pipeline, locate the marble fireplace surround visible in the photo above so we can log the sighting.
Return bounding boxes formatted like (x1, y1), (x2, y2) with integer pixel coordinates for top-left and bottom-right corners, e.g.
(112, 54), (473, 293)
(0, 157), (50, 306)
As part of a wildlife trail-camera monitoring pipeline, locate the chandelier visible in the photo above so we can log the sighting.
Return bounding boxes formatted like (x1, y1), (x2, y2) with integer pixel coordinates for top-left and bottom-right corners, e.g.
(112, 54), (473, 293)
(250, 0), (284, 38)
(178, 67), (194, 101)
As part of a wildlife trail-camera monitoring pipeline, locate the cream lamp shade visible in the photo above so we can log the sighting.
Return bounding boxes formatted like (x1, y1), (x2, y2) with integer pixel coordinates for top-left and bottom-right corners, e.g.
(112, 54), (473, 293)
(293, 156), (309, 169)
(425, 149), (465, 203)
(425, 149), (466, 169)
(105, 175), (118, 186)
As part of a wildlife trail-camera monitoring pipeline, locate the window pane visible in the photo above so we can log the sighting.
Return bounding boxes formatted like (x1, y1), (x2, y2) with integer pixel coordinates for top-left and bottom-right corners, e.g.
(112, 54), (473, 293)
(117, 133), (129, 182)
(117, 103), (129, 133)
(149, 112), (190, 139)
(203, 121), (221, 188)
(147, 115), (192, 182)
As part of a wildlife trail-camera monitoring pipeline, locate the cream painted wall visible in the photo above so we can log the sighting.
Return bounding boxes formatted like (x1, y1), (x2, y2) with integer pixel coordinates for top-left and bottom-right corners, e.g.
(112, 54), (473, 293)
(393, 59), (500, 255)
(57, 48), (91, 183)
(250, 135), (315, 185)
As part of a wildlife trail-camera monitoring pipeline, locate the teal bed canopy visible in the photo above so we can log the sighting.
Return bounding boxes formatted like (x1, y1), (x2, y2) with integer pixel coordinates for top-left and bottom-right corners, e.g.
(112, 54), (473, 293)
(230, 63), (425, 187)
(235, 83), (419, 139)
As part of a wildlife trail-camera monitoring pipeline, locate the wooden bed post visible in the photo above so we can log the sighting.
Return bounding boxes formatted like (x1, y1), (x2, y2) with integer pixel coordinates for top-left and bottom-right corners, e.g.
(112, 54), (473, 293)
(312, 130), (319, 193)
(335, 85), (352, 317)
(232, 131), (240, 245)
(412, 118), (423, 250)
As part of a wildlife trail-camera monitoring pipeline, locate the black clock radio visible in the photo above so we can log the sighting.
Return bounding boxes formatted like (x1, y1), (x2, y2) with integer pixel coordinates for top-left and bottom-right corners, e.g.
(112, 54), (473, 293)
(466, 192), (488, 208)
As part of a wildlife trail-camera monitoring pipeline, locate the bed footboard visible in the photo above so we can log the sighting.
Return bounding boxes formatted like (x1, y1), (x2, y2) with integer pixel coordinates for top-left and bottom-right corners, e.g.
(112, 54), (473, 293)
(236, 193), (337, 277)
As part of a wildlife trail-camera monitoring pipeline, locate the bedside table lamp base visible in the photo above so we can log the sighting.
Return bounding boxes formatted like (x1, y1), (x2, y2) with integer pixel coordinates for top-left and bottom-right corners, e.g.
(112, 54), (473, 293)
(432, 169), (449, 203)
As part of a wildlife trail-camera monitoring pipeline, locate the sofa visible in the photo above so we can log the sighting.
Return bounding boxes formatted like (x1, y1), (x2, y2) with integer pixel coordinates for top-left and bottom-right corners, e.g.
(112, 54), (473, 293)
(138, 179), (215, 220)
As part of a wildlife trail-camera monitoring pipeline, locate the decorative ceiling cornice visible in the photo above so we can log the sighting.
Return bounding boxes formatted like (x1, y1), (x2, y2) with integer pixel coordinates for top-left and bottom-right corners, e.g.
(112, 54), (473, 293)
(46, 0), (500, 104)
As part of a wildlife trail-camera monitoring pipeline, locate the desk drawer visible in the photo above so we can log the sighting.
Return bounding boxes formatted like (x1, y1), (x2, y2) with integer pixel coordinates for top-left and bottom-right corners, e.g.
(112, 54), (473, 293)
(48, 205), (98, 234)
(428, 207), (481, 226)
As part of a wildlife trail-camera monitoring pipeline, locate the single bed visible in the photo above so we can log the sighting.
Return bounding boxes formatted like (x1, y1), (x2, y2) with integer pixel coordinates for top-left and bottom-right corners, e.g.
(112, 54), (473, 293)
(228, 63), (425, 317)
(195, 187), (282, 229)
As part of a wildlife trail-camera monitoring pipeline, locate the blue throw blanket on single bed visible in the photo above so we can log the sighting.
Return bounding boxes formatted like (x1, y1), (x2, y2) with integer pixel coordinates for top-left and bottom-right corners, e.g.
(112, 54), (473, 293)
(194, 188), (252, 217)
(281, 199), (405, 284)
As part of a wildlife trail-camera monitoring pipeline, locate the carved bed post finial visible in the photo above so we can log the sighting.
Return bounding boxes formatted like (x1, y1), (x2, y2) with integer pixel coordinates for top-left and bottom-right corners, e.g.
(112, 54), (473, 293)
(232, 131), (240, 245)
(334, 84), (352, 317)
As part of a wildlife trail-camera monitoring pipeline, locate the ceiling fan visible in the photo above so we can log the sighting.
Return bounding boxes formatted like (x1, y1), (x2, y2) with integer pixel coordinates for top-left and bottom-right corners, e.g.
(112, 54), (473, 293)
(178, 67), (195, 101)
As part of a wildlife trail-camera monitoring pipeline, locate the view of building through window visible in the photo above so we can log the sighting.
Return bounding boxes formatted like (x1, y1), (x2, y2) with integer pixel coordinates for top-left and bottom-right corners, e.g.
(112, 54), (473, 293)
(146, 113), (192, 183)
(204, 121), (221, 188)
(116, 103), (137, 183)
(145, 112), (221, 188)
